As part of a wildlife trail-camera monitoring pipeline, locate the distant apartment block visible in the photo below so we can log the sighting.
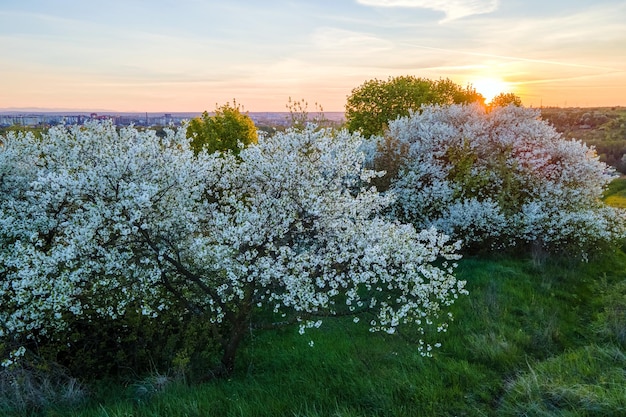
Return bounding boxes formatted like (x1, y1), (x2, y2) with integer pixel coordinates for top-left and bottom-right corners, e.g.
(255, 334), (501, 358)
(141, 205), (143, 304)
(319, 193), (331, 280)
(0, 111), (345, 129)
(0, 112), (195, 128)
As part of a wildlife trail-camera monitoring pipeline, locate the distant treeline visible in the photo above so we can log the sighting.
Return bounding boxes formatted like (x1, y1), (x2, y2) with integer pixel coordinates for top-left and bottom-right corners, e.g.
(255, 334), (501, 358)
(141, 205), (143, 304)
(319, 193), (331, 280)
(540, 107), (626, 173)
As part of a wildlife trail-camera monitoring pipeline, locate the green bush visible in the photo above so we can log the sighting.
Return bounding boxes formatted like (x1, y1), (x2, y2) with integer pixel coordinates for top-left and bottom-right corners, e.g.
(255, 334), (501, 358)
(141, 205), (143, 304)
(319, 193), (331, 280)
(36, 308), (222, 382)
(186, 100), (258, 155)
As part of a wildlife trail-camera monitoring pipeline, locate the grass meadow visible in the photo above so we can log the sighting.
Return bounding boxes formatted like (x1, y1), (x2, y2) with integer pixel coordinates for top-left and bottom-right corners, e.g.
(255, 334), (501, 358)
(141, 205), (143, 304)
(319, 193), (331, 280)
(604, 177), (626, 208)
(4, 180), (626, 417)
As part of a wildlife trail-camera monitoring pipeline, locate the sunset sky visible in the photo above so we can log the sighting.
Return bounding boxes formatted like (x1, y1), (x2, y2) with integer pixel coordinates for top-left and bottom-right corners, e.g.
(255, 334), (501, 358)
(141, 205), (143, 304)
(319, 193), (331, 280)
(1, 0), (625, 112)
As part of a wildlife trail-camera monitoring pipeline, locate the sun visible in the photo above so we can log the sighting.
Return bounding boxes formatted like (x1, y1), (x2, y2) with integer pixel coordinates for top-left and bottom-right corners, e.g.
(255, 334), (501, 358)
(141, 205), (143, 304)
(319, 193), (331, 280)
(472, 78), (510, 103)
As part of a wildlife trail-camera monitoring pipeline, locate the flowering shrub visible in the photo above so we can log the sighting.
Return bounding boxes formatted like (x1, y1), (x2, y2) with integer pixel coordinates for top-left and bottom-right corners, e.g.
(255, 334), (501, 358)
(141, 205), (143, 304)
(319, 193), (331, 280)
(372, 104), (625, 255)
(0, 121), (465, 375)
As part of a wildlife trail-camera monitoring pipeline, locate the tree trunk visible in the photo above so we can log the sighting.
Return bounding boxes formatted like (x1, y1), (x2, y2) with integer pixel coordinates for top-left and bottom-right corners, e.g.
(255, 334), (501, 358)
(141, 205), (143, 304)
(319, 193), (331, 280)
(204, 303), (251, 380)
(219, 324), (245, 375)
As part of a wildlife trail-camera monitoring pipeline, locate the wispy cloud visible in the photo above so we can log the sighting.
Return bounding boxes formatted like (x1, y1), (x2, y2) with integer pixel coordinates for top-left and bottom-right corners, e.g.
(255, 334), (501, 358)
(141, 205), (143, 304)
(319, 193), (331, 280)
(2, 0), (624, 111)
(399, 43), (623, 72)
(355, 0), (499, 22)
(311, 28), (393, 54)
(509, 71), (626, 87)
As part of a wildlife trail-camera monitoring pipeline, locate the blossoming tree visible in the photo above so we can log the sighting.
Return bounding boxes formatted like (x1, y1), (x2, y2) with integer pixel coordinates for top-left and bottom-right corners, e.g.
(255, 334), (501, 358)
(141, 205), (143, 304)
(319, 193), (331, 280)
(0, 122), (464, 375)
(372, 104), (625, 255)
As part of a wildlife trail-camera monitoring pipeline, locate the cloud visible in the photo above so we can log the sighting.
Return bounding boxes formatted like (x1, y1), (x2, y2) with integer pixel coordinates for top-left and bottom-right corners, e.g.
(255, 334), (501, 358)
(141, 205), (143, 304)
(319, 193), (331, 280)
(311, 28), (393, 53)
(355, 0), (499, 22)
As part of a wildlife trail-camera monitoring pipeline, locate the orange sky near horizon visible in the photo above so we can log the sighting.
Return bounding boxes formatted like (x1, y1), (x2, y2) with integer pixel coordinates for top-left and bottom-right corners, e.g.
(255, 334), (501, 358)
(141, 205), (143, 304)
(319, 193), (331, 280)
(1, 1), (625, 112)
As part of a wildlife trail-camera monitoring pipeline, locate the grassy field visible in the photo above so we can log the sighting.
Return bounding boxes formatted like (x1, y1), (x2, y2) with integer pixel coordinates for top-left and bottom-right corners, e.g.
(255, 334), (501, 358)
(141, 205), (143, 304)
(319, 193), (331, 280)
(604, 177), (626, 208)
(12, 246), (622, 417)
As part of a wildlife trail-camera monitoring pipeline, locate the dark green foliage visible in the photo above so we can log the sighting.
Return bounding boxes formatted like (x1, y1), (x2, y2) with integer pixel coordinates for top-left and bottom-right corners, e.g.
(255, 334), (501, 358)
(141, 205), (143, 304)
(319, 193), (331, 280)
(28, 307), (222, 383)
(345, 76), (485, 137)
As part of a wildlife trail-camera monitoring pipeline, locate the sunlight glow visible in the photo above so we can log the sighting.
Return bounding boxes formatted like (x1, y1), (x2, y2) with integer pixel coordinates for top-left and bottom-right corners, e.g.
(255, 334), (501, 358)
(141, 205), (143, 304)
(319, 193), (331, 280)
(472, 78), (511, 103)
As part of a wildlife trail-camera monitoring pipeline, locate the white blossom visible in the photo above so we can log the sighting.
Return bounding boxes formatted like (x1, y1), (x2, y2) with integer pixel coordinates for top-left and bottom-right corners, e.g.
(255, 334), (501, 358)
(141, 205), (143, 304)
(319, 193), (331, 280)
(382, 104), (626, 254)
(1, 121), (465, 367)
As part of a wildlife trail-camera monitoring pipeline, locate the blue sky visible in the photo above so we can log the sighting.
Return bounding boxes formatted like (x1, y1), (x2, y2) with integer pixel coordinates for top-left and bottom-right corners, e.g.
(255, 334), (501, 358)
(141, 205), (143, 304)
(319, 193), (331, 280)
(1, 0), (625, 111)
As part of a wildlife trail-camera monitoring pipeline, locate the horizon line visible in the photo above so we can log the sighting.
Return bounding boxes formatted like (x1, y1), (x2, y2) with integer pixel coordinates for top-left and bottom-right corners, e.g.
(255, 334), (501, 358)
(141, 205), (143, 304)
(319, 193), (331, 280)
(0, 108), (347, 114)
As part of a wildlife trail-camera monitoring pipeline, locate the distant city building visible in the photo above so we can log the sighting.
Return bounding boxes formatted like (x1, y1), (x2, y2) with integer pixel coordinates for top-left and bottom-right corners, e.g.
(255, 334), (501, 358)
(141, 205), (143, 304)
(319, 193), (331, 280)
(0, 112), (345, 129)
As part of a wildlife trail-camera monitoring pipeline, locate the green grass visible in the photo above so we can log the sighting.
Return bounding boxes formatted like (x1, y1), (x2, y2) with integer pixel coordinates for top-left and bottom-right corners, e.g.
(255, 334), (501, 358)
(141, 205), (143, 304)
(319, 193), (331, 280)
(499, 345), (626, 416)
(603, 177), (626, 208)
(6, 251), (626, 417)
